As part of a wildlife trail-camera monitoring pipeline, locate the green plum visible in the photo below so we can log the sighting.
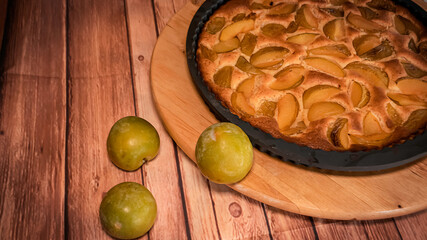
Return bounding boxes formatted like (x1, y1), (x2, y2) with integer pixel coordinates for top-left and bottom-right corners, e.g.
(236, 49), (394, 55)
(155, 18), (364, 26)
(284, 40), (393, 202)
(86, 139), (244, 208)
(195, 122), (253, 184)
(99, 182), (157, 239)
(107, 116), (160, 171)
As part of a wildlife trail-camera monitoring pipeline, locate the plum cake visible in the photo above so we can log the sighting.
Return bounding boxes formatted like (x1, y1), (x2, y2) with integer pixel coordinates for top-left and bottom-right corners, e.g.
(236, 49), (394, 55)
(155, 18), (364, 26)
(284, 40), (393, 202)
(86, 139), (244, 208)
(196, 0), (427, 151)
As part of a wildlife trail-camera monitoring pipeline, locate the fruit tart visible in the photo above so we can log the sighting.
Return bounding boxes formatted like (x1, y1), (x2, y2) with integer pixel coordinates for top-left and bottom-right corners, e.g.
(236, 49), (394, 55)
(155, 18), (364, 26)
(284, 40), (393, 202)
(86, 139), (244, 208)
(196, 0), (427, 151)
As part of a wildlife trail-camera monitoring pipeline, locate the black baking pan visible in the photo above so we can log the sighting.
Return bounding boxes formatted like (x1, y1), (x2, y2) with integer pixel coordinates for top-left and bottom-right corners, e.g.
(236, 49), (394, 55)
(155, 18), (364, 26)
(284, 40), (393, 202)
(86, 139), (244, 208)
(186, 0), (427, 171)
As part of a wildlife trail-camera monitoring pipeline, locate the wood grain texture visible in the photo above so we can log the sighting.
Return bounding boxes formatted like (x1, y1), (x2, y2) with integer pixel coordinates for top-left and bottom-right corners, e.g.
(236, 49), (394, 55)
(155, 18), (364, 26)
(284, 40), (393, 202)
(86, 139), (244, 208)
(394, 210), (427, 240)
(150, 1), (427, 220)
(361, 219), (401, 239)
(152, 0), (177, 33)
(66, 0), (142, 238)
(150, 0), (219, 237)
(173, 0), (189, 10)
(314, 219), (368, 240)
(314, 214), (406, 240)
(125, 0), (188, 238)
(265, 207), (316, 239)
(314, 218), (402, 240)
(178, 149), (220, 240)
(210, 183), (271, 239)
(0, 0), (66, 238)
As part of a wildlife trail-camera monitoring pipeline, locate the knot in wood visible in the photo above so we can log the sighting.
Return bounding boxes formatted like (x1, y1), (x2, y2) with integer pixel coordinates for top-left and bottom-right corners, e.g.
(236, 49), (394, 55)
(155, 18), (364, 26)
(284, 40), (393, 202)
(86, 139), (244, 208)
(138, 55), (144, 61)
(228, 202), (242, 218)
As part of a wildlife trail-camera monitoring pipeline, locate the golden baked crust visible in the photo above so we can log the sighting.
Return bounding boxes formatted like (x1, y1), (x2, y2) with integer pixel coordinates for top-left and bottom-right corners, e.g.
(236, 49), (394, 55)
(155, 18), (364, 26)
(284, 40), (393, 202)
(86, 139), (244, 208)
(197, 0), (427, 151)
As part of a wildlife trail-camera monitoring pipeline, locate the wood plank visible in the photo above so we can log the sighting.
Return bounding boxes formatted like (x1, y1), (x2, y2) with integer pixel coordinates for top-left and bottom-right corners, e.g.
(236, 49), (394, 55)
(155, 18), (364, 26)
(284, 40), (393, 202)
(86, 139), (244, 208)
(173, 0), (190, 11)
(394, 210), (427, 240)
(314, 219), (368, 240)
(149, 0), (220, 237)
(314, 218), (402, 240)
(0, 0), (66, 238)
(152, 0), (177, 32)
(362, 219), (401, 239)
(150, 0), (217, 236)
(125, 0), (188, 238)
(178, 149), (220, 240)
(265, 207), (316, 239)
(210, 182), (271, 239)
(66, 0), (142, 238)
(150, 1), (221, 236)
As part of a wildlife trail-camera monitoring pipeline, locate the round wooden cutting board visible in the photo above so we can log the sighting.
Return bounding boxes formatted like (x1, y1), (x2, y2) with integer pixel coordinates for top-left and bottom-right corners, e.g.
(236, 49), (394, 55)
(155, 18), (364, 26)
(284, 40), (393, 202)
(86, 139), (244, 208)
(150, 2), (427, 220)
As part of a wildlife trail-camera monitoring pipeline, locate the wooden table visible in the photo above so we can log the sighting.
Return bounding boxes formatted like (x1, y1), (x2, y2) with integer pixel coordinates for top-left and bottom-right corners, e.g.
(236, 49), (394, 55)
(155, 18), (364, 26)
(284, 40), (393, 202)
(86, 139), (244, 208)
(0, 0), (426, 239)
